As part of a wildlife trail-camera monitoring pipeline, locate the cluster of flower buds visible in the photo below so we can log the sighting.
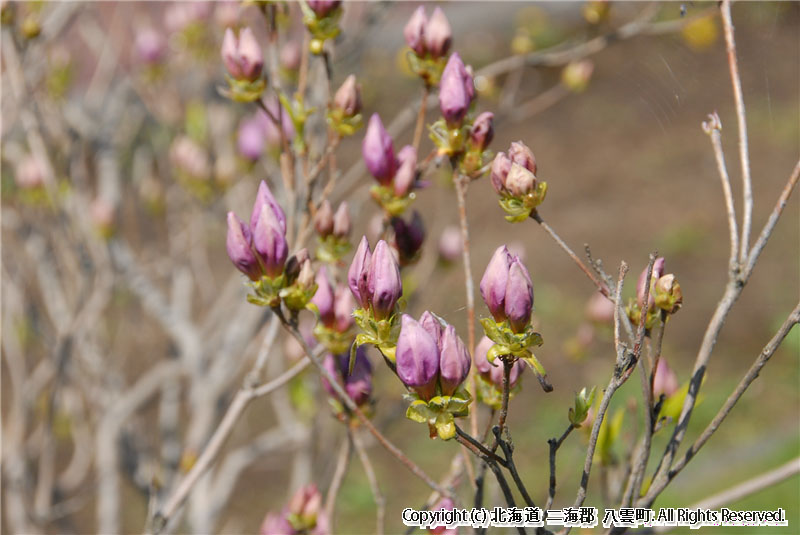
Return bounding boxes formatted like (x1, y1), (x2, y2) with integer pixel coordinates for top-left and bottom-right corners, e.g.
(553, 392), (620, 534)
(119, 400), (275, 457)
(226, 181), (316, 311)
(311, 266), (355, 354)
(362, 114), (419, 216)
(391, 211), (426, 266)
(321, 346), (373, 418)
(490, 141), (547, 222)
(404, 6), (452, 86)
(327, 74), (363, 136)
(627, 257), (683, 328)
(398, 312), (472, 440)
(568, 386), (597, 428)
(474, 335), (525, 409)
(261, 484), (329, 535)
(479, 246), (551, 391)
(221, 27), (265, 102)
(300, 0), (342, 55)
(348, 237), (405, 365)
(313, 199), (351, 263)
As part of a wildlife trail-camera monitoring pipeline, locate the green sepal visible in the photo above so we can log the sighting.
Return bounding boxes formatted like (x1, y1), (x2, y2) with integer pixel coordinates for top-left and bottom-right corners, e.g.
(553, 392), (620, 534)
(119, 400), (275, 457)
(220, 76), (266, 103)
(300, 1), (342, 47)
(326, 110), (363, 137)
(280, 282), (317, 312)
(498, 181), (549, 222)
(316, 234), (352, 264)
(370, 184), (415, 217)
(475, 374), (522, 410)
(434, 412), (456, 440)
(519, 350), (547, 377)
(313, 323), (353, 355)
(487, 343), (511, 364)
(406, 50), (446, 87)
(406, 399), (432, 424)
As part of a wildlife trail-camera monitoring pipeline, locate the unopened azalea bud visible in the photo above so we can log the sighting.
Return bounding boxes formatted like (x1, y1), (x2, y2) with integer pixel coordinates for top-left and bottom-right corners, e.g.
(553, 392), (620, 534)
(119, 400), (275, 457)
(135, 27), (166, 64)
(280, 40), (302, 71)
(287, 484), (322, 525)
(333, 75), (362, 117)
(654, 274), (683, 314)
(333, 286), (354, 333)
(403, 6), (427, 56)
(391, 211), (425, 266)
(425, 7), (452, 59)
(312, 266), (335, 327)
(438, 325), (471, 396)
(504, 162), (537, 196)
(396, 314), (440, 401)
(237, 116), (266, 161)
(362, 114), (397, 185)
(438, 225), (462, 263)
(323, 348), (372, 407)
(260, 512), (293, 535)
(439, 52), (473, 126)
(419, 311), (444, 348)
(562, 59), (594, 93)
(586, 291), (615, 324)
(250, 180), (287, 235)
(469, 111), (494, 152)
(252, 204), (288, 278)
(490, 152), (512, 195)
(480, 245), (512, 322)
(15, 155), (45, 189)
(508, 141), (537, 175)
(284, 248), (311, 283)
(332, 202), (351, 238)
(504, 256), (534, 333)
(307, 0), (341, 18)
(221, 27), (263, 82)
(226, 212), (261, 280)
(347, 236), (372, 308)
(475, 336), (523, 389)
(393, 145), (417, 197)
(636, 257), (665, 310)
(653, 358), (679, 398)
(366, 240), (403, 320)
(314, 199), (335, 237)
(296, 258), (315, 289)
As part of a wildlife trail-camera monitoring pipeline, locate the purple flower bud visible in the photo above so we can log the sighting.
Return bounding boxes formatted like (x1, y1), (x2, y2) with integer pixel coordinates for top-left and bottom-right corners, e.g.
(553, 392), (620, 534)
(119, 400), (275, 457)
(475, 336), (523, 390)
(393, 145), (417, 197)
(226, 212), (261, 280)
(307, 0), (341, 18)
(403, 6), (427, 56)
(430, 497), (457, 535)
(438, 325), (471, 396)
(653, 358), (679, 398)
(425, 8), (452, 59)
(312, 266), (335, 327)
(252, 204), (288, 278)
(237, 116), (266, 161)
(504, 162), (537, 196)
(314, 199), (334, 237)
(490, 152), (512, 195)
(419, 311), (444, 347)
(250, 180), (287, 235)
(469, 111), (494, 152)
(332, 202), (351, 238)
(391, 211), (426, 266)
(221, 27), (263, 82)
(396, 314), (440, 401)
(438, 225), (462, 263)
(333, 285), (355, 333)
(508, 141), (537, 175)
(480, 245), (512, 322)
(654, 273), (682, 314)
(135, 27), (165, 64)
(322, 348), (372, 407)
(333, 74), (362, 117)
(366, 240), (403, 320)
(636, 257), (665, 310)
(362, 114), (397, 185)
(504, 257), (534, 333)
(347, 236), (372, 308)
(439, 52), (473, 126)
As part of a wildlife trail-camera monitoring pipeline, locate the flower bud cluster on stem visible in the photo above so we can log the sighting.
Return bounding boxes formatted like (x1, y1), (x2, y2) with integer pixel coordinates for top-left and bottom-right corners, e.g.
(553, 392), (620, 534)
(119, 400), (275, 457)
(491, 141), (548, 221)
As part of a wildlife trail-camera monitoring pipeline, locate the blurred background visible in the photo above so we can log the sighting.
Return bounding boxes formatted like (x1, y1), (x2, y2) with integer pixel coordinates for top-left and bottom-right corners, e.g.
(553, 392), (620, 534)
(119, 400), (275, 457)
(1, 1), (798, 534)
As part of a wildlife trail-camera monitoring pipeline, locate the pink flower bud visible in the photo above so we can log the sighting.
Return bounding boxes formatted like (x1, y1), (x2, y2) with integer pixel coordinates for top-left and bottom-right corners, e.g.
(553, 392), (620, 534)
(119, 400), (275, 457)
(135, 27), (165, 64)
(312, 266), (335, 327)
(250, 180), (287, 235)
(504, 162), (537, 196)
(480, 245), (512, 322)
(475, 336), (523, 390)
(439, 52), (473, 126)
(280, 40), (302, 71)
(490, 152), (512, 195)
(430, 497), (457, 535)
(332, 202), (351, 238)
(391, 211), (425, 266)
(221, 27), (263, 82)
(636, 257), (665, 311)
(504, 257), (534, 333)
(419, 310), (444, 347)
(366, 240), (403, 320)
(347, 236), (372, 308)
(508, 141), (537, 175)
(585, 291), (615, 324)
(314, 199), (335, 237)
(237, 116), (266, 161)
(653, 358), (679, 398)
(396, 314), (440, 401)
(469, 111), (494, 152)
(393, 145), (417, 197)
(438, 324), (471, 396)
(333, 285), (354, 333)
(333, 74), (362, 117)
(307, 0), (341, 18)
(322, 348), (373, 407)
(362, 114), (397, 185)
(425, 8), (452, 59)
(226, 212), (261, 281)
(251, 204), (288, 278)
(403, 6), (427, 56)
(438, 225), (462, 263)
(297, 258), (315, 289)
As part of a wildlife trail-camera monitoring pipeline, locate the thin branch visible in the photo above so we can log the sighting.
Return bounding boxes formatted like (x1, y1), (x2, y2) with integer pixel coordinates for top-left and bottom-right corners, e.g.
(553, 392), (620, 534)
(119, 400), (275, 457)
(351, 428), (385, 535)
(324, 433), (352, 532)
(412, 85), (430, 152)
(493, 427), (538, 509)
(546, 424), (575, 510)
(720, 0), (753, 264)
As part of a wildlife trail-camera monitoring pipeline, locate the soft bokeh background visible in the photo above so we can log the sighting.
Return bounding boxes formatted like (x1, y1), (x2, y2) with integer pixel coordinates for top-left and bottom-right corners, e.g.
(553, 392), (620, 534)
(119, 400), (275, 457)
(2, 2), (798, 534)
